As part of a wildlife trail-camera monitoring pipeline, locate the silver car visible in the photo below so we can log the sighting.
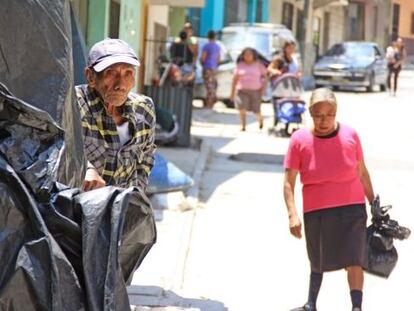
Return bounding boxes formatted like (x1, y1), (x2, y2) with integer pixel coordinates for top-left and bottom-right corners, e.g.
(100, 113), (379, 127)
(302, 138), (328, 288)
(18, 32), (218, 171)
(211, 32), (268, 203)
(313, 42), (387, 92)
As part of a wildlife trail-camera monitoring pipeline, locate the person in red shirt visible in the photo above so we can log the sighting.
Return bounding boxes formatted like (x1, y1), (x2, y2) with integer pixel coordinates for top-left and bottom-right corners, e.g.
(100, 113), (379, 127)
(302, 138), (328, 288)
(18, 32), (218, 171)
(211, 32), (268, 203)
(283, 88), (375, 311)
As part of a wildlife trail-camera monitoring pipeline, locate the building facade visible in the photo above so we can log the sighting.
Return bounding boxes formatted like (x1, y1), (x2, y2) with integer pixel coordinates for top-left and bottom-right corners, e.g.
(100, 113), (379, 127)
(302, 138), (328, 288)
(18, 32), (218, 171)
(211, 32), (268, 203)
(392, 0), (414, 57)
(70, 0), (205, 89)
(187, 0), (269, 37)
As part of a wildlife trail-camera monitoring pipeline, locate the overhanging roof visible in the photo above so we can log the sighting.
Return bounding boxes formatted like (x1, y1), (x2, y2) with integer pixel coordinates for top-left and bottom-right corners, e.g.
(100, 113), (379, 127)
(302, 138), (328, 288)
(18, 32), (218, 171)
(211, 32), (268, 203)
(149, 0), (205, 7)
(314, 0), (348, 9)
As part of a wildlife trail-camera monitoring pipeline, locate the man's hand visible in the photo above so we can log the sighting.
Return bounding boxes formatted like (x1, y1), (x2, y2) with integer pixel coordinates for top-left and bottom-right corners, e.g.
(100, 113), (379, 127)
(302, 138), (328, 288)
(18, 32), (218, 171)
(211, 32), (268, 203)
(82, 168), (106, 191)
(289, 213), (302, 239)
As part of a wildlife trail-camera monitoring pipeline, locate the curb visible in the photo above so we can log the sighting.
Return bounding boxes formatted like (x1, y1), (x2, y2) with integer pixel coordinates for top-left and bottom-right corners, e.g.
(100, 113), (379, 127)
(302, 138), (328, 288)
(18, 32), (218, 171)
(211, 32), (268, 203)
(129, 139), (213, 310)
(184, 139), (212, 209)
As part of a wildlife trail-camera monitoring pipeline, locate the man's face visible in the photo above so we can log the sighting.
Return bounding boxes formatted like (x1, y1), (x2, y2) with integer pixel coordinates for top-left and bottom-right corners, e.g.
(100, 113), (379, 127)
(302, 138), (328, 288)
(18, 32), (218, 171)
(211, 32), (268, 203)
(86, 63), (136, 107)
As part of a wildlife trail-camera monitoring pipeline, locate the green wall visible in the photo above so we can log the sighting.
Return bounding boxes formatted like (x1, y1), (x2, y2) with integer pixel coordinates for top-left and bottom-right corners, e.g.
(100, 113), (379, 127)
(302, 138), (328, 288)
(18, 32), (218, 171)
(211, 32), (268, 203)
(87, 0), (110, 48)
(169, 8), (186, 38)
(119, 0), (143, 89)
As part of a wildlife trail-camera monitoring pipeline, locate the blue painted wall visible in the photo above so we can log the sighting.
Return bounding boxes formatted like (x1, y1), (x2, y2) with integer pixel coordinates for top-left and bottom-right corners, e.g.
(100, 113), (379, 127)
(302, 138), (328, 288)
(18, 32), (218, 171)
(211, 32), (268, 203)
(199, 0), (225, 37)
(192, 0), (269, 37)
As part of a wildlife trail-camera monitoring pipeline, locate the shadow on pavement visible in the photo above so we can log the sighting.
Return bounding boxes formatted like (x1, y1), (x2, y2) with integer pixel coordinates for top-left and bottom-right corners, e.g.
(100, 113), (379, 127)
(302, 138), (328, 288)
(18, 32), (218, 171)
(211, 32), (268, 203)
(128, 285), (227, 311)
(229, 152), (285, 165)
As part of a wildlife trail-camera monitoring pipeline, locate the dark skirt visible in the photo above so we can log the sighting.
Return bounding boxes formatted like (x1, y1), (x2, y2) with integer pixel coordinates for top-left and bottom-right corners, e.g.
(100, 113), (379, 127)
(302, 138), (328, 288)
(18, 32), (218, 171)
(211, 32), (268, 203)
(304, 204), (367, 273)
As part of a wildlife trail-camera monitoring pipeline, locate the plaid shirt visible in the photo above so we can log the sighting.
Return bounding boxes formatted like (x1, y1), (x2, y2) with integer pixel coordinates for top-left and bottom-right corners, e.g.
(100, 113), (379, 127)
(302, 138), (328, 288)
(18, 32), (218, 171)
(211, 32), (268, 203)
(75, 84), (156, 190)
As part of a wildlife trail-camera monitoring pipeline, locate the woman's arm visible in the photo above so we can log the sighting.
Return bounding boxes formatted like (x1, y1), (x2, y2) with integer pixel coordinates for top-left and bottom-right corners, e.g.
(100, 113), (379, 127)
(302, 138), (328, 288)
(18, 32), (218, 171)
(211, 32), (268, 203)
(230, 73), (239, 101)
(283, 168), (302, 239)
(267, 59), (282, 77)
(357, 159), (375, 204)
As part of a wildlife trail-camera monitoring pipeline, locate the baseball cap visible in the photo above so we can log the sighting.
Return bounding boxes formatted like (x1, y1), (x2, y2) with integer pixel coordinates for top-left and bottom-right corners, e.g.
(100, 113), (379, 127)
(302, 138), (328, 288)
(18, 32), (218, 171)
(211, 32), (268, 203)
(309, 87), (337, 110)
(88, 38), (140, 72)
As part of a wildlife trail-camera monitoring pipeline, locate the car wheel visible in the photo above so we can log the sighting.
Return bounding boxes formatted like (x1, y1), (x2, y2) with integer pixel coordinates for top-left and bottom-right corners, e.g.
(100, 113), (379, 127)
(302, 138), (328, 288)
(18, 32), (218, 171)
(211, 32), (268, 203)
(366, 73), (375, 92)
(380, 84), (386, 92)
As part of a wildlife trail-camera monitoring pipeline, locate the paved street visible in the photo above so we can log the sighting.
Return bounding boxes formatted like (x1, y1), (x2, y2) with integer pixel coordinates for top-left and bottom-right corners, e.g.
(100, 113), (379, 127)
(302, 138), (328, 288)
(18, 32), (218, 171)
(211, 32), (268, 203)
(132, 70), (414, 311)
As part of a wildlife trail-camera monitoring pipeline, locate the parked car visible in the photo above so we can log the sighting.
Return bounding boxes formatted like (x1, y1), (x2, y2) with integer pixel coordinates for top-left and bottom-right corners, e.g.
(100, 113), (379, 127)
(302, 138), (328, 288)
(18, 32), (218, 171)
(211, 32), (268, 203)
(215, 23), (299, 104)
(313, 41), (387, 92)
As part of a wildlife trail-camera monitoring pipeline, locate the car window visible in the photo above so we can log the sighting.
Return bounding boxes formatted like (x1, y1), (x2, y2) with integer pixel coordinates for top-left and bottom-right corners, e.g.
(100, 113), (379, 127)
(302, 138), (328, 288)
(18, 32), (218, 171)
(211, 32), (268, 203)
(373, 46), (382, 57)
(326, 43), (375, 58)
(221, 30), (270, 56)
(325, 44), (346, 56)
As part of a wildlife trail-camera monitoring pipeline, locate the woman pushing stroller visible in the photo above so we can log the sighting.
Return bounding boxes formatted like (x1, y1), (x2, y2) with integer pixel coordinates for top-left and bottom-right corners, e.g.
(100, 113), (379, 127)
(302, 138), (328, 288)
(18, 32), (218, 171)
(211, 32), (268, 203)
(268, 40), (301, 79)
(268, 41), (304, 135)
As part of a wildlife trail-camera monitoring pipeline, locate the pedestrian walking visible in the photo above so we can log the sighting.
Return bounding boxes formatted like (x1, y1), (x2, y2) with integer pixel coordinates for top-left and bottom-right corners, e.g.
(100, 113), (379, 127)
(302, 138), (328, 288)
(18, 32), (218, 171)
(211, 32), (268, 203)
(75, 38), (156, 191)
(200, 30), (221, 108)
(283, 88), (375, 311)
(268, 41), (301, 126)
(230, 48), (268, 131)
(386, 37), (406, 96)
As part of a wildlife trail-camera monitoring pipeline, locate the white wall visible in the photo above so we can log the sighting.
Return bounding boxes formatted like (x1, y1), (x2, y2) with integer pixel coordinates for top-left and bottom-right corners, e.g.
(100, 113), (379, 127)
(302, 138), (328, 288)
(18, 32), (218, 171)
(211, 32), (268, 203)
(145, 5), (169, 85)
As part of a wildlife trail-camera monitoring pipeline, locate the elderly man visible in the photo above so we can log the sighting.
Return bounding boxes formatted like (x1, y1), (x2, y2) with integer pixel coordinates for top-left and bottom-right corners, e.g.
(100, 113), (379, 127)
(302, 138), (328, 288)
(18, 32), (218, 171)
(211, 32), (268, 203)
(75, 38), (156, 192)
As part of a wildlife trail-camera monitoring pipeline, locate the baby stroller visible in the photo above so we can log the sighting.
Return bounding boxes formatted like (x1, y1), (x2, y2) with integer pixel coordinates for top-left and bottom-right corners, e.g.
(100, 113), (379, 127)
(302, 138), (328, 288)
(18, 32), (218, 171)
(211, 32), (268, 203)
(269, 73), (305, 137)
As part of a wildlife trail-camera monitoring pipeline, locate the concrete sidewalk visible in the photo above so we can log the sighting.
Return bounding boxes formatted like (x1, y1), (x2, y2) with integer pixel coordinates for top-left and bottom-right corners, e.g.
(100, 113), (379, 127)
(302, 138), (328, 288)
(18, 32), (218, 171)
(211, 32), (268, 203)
(128, 131), (226, 310)
(128, 100), (282, 310)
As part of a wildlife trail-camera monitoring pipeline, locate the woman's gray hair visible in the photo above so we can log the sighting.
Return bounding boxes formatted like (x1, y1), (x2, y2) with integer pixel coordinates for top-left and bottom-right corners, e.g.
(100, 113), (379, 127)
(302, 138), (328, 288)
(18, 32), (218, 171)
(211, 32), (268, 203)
(309, 87), (337, 110)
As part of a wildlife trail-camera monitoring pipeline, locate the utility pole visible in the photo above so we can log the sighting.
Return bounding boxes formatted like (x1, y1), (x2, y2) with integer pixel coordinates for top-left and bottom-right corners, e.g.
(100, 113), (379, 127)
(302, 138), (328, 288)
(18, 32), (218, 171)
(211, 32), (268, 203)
(301, 0), (315, 78)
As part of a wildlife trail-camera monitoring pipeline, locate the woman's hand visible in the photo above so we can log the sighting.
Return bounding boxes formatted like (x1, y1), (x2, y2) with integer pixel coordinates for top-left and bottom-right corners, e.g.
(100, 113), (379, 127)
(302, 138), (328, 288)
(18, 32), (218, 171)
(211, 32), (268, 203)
(289, 213), (302, 239)
(82, 167), (106, 191)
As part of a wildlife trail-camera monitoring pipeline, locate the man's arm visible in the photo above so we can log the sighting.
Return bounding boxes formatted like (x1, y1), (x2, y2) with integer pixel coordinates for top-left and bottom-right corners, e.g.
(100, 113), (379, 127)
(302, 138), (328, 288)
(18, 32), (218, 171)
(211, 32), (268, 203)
(75, 86), (107, 191)
(200, 50), (207, 65)
(135, 98), (157, 190)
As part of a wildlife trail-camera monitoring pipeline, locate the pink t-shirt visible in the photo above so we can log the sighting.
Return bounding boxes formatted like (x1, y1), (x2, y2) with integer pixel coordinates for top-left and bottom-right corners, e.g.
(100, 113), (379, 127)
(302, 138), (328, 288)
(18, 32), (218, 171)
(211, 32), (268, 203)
(284, 124), (366, 213)
(234, 61), (267, 91)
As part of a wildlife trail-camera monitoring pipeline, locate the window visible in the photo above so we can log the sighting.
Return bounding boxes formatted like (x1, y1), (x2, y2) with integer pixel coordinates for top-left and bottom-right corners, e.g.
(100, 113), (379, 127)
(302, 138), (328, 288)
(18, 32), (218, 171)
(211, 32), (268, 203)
(224, 0), (247, 25)
(411, 12), (414, 34)
(256, 0), (263, 22)
(109, 0), (120, 39)
(347, 2), (365, 41)
(372, 6), (378, 39)
(282, 3), (294, 30)
(392, 4), (400, 40)
(296, 9), (304, 43)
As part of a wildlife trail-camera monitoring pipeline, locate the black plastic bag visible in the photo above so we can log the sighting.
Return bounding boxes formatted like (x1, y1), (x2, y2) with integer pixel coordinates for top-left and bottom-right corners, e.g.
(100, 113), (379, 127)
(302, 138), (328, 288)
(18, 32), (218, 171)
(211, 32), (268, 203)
(0, 77), (156, 311)
(0, 0), (85, 188)
(363, 225), (398, 278)
(0, 157), (156, 310)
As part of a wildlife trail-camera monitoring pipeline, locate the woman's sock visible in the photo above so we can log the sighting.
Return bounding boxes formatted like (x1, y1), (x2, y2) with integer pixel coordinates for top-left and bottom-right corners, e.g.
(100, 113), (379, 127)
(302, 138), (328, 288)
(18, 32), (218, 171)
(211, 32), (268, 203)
(307, 271), (323, 306)
(350, 290), (363, 308)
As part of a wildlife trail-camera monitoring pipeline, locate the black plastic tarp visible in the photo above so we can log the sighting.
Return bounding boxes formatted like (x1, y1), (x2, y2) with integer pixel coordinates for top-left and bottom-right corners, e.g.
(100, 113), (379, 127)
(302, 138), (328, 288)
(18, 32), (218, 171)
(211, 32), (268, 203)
(0, 0), (85, 188)
(0, 85), (156, 310)
(0, 0), (157, 309)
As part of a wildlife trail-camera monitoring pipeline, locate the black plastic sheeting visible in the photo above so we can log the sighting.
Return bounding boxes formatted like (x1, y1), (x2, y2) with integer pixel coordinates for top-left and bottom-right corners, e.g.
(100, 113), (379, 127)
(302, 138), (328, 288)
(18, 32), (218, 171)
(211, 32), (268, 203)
(0, 0), (85, 188)
(0, 85), (156, 310)
(0, 0), (157, 309)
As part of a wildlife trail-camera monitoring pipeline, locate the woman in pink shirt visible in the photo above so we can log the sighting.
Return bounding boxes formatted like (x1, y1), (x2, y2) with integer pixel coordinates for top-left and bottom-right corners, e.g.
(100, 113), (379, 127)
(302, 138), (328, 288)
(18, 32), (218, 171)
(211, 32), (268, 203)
(230, 48), (268, 131)
(283, 88), (375, 311)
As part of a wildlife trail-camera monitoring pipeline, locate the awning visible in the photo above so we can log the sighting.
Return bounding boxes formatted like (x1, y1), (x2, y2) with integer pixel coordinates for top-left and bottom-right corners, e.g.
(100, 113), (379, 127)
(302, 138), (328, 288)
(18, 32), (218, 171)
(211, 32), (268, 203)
(149, 0), (205, 7)
(313, 0), (348, 9)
